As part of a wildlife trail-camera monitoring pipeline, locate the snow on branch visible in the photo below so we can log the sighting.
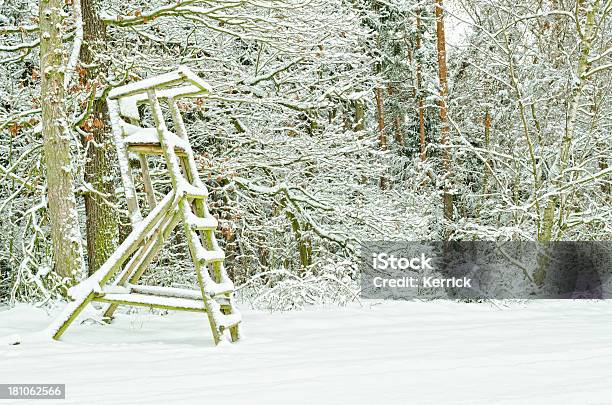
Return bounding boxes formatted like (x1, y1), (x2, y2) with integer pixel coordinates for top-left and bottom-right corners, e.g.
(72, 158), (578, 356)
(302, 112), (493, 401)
(0, 25), (38, 35)
(232, 176), (332, 211)
(64, 0), (84, 89)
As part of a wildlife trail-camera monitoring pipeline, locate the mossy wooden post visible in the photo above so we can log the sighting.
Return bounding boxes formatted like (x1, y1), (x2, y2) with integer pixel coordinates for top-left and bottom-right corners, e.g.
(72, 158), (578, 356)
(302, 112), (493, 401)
(52, 293), (95, 340)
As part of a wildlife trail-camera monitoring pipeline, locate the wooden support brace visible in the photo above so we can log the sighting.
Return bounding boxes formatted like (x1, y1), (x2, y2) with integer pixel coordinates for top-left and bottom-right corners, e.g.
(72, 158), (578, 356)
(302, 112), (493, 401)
(102, 209), (180, 320)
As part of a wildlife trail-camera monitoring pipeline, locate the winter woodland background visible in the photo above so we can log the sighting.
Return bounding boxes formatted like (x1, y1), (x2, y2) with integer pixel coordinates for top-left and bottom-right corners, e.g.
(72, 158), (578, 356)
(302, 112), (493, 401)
(0, 0), (610, 308)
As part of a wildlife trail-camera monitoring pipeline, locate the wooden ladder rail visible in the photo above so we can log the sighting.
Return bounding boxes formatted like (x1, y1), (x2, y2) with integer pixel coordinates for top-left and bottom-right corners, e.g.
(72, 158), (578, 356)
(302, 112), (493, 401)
(167, 98), (239, 342)
(148, 89), (240, 344)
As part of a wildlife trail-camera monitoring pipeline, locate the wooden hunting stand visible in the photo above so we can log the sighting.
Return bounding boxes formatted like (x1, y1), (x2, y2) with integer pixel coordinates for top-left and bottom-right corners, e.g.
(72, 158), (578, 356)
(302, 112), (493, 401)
(48, 67), (240, 345)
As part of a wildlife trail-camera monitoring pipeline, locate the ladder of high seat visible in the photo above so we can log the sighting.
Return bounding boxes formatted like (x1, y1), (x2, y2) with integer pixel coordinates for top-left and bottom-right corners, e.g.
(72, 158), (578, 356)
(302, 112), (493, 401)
(168, 96), (240, 342)
(167, 99), (217, 267)
(147, 89), (240, 344)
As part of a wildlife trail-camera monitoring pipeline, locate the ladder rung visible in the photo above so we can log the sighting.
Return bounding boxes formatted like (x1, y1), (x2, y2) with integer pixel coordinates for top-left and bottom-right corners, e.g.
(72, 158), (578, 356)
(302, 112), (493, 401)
(204, 279), (234, 297)
(218, 313), (241, 329)
(94, 293), (206, 312)
(196, 249), (225, 263)
(181, 182), (208, 199)
(127, 284), (202, 300)
(185, 212), (218, 230)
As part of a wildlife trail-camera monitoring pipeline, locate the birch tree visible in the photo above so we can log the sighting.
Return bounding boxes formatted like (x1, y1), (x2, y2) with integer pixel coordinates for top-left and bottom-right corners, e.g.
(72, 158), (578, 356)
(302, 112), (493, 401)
(449, 0), (611, 240)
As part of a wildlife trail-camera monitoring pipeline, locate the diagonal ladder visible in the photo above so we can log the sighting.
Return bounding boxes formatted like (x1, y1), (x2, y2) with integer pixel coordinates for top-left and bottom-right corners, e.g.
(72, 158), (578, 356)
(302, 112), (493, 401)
(48, 67), (240, 345)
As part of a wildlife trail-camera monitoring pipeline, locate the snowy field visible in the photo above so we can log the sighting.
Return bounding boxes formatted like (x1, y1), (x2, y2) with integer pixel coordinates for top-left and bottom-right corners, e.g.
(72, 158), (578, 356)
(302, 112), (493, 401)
(1, 300), (612, 404)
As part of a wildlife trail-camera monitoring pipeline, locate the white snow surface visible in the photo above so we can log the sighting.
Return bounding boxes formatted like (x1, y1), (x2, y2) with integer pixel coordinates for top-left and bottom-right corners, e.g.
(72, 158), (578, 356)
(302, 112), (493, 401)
(1, 300), (611, 404)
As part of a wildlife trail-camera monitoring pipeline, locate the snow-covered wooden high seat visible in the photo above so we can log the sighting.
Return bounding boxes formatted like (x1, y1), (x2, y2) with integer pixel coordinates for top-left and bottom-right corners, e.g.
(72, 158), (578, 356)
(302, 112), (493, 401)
(48, 67), (241, 345)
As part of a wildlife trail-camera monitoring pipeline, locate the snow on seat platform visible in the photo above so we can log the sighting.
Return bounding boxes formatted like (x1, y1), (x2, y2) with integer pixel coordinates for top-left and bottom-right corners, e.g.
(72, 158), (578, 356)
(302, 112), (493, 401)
(122, 124), (190, 155)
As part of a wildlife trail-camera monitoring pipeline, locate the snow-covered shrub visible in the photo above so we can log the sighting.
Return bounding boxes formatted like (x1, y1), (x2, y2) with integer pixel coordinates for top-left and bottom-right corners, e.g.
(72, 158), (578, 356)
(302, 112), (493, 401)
(236, 261), (360, 311)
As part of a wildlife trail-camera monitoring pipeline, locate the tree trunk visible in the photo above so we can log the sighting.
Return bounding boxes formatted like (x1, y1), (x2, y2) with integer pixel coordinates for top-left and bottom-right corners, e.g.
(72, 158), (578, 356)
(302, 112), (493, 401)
(482, 108), (491, 195)
(387, 85), (403, 145)
(375, 87), (390, 189)
(80, 0), (119, 274)
(434, 0), (453, 221)
(375, 87), (386, 149)
(416, 11), (426, 161)
(539, 0), (598, 241)
(393, 115), (402, 145)
(283, 199), (311, 272)
(354, 100), (365, 131)
(39, 0), (85, 285)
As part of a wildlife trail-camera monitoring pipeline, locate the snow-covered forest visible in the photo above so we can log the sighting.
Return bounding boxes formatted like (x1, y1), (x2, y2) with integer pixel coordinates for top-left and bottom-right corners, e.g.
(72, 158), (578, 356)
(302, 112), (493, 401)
(0, 0), (610, 307)
(1, 1), (611, 403)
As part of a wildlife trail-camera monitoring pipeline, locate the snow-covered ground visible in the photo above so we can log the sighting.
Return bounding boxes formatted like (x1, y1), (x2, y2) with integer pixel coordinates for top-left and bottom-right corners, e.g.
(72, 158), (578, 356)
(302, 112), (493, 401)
(1, 300), (611, 404)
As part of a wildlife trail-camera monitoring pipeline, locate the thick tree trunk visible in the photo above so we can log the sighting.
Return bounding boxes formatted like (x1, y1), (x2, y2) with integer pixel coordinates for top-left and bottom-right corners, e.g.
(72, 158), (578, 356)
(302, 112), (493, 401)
(434, 0), (453, 221)
(39, 0), (85, 284)
(80, 0), (118, 274)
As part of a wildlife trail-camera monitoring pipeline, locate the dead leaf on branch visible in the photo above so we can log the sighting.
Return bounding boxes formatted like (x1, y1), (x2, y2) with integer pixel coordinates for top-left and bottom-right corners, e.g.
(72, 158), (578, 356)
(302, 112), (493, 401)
(9, 123), (20, 136)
